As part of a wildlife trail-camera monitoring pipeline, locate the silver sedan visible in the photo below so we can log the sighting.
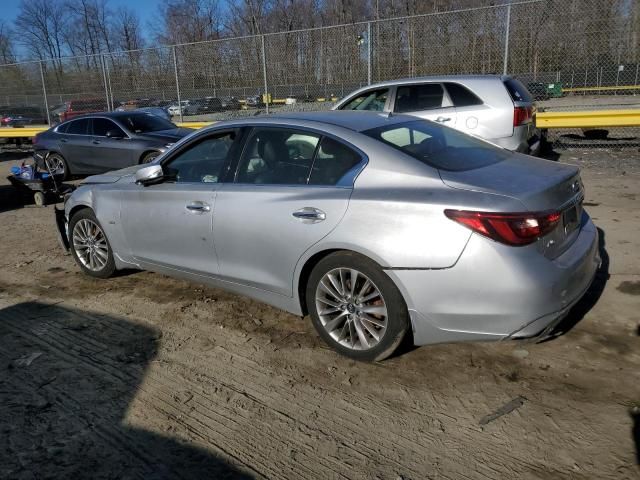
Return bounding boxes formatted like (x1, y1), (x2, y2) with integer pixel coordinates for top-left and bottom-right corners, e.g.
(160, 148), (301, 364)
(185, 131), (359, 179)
(56, 111), (600, 361)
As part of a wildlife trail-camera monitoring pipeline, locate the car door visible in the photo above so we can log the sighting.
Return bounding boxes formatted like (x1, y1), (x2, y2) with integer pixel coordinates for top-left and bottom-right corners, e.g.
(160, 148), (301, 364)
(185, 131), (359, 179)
(391, 83), (457, 128)
(60, 118), (97, 174)
(214, 126), (364, 296)
(119, 129), (241, 275)
(90, 117), (136, 171)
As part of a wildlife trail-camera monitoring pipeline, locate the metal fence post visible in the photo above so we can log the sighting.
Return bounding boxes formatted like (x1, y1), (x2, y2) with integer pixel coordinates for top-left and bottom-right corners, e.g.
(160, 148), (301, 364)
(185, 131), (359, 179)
(38, 61), (50, 126)
(367, 22), (372, 85)
(502, 3), (511, 75)
(103, 54), (115, 110)
(172, 46), (183, 123)
(100, 54), (111, 111)
(261, 35), (269, 114)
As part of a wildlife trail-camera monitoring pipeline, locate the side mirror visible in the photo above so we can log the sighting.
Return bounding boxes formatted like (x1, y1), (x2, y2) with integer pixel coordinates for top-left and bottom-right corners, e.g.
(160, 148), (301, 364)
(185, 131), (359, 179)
(106, 129), (124, 139)
(135, 164), (164, 186)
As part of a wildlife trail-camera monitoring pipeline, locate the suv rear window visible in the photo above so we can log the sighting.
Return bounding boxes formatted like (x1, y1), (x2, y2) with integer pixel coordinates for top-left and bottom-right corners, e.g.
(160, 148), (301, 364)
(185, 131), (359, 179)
(503, 78), (533, 103)
(444, 83), (483, 107)
(364, 120), (509, 172)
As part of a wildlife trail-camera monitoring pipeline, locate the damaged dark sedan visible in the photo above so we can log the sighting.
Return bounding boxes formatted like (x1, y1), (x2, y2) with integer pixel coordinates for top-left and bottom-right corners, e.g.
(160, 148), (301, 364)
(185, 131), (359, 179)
(33, 112), (193, 179)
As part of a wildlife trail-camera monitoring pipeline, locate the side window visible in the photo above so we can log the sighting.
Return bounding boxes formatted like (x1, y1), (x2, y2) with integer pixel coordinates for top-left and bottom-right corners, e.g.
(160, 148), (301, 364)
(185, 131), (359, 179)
(444, 83), (483, 107)
(164, 131), (236, 183)
(340, 89), (388, 111)
(236, 128), (320, 185)
(66, 119), (89, 135)
(92, 118), (126, 137)
(394, 84), (444, 113)
(56, 122), (69, 134)
(308, 137), (362, 186)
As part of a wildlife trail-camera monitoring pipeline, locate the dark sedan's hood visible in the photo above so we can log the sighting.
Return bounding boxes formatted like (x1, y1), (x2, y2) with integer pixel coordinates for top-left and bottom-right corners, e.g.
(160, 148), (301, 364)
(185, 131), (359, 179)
(139, 127), (193, 142)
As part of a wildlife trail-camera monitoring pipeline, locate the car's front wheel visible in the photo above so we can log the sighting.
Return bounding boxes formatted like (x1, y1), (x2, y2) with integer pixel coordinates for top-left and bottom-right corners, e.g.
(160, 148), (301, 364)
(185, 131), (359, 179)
(306, 251), (409, 362)
(69, 209), (116, 279)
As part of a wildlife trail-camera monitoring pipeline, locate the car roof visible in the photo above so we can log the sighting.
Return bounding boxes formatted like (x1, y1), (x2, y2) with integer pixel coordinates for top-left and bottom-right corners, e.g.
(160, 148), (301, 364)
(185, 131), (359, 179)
(263, 110), (416, 132)
(63, 111), (159, 121)
(359, 74), (507, 89)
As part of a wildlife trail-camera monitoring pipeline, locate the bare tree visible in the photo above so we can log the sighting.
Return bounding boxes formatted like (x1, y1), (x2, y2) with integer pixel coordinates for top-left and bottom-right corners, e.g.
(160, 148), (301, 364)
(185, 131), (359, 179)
(157, 0), (224, 44)
(0, 21), (16, 64)
(15, 0), (68, 65)
(114, 7), (145, 52)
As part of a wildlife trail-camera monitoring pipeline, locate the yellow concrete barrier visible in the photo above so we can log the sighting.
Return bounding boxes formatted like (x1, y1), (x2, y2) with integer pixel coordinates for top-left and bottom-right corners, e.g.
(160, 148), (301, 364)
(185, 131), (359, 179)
(175, 121), (215, 129)
(535, 109), (640, 129)
(0, 127), (48, 137)
(562, 85), (640, 93)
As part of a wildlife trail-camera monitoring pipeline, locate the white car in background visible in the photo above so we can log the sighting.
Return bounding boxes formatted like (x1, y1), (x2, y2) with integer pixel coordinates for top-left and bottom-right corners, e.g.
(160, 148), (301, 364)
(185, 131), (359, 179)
(334, 75), (539, 154)
(168, 101), (190, 116)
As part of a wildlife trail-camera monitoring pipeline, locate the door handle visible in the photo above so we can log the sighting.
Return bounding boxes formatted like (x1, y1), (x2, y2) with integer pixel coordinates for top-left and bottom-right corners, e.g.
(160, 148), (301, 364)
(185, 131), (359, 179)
(293, 207), (326, 223)
(186, 201), (211, 213)
(92, 140), (101, 145)
(60, 138), (68, 143)
(436, 116), (451, 123)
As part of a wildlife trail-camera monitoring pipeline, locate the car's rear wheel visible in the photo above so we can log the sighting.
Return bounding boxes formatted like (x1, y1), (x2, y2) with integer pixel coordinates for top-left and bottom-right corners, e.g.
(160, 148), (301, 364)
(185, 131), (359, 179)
(141, 151), (160, 164)
(69, 209), (116, 279)
(306, 251), (409, 362)
(45, 153), (69, 180)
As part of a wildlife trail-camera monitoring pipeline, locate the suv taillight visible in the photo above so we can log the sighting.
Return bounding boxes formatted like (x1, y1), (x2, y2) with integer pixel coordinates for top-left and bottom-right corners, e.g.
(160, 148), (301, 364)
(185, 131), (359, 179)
(513, 106), (532, 127)
(444, 209), (561, 246)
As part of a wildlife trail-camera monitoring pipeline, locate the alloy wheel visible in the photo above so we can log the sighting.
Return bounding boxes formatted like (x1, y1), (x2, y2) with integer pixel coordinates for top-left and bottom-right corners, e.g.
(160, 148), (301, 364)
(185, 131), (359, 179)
(315, 268), (388, 350)
(72, 219), (109, 272)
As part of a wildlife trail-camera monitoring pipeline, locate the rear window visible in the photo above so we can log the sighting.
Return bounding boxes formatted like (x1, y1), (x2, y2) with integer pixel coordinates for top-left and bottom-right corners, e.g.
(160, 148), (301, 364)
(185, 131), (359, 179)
(503, 78), (533, 103)
(364, 120), (509, 172)
(444, 83), (483, 107)
(67, 119), (89, 135)
(119, 113), (175, 133)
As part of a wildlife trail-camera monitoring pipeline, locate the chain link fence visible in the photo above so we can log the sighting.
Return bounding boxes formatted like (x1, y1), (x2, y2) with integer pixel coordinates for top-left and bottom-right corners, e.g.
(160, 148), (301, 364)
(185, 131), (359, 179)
(0, 0), (638, 146)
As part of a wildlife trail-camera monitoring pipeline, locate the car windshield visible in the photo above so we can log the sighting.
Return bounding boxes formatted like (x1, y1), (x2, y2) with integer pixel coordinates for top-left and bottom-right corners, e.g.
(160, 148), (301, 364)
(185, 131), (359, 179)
(119, 113), (175, 133)
(363, 120), (509, 172)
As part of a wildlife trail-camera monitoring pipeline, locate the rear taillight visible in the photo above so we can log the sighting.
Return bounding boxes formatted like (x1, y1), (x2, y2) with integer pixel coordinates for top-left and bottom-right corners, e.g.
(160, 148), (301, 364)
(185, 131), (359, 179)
(513, 106), (532, 127)
(445, 209), (561, 246)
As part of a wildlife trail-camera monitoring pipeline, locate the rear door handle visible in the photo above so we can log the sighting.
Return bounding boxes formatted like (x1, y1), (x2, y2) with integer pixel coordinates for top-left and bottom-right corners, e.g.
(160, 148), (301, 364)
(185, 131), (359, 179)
(186, 201), (211, 213)
(436, 116), (451, 123)
(60, 138), (68, 143)
(92, 140), (100, 145)
(293, 207), (326, 223)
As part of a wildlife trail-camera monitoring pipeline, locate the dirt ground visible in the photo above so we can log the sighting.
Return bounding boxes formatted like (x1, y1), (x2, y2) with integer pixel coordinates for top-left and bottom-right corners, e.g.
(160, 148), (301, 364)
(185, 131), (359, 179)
(0, 146), (638, 480)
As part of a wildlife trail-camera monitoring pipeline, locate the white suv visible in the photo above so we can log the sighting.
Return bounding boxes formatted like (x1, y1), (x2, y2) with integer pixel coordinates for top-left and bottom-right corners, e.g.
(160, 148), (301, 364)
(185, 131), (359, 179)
(333, 75), (538, 153)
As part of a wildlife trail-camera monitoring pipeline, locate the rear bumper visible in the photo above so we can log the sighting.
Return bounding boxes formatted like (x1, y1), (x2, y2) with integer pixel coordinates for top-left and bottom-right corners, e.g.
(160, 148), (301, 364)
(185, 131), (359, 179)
(386, 215), (600, 346)
(492, 124), (539, 154)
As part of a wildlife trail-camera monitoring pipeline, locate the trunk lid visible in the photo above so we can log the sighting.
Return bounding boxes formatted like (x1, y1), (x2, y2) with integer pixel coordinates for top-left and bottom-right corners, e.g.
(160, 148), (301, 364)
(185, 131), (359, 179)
(440, 154), (584, 258)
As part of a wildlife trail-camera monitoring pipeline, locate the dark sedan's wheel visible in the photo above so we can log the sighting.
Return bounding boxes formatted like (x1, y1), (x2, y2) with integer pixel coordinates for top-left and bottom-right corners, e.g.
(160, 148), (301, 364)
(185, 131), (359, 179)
(45, 153), (69, 180)
(141, 151), (160, 164)
(306, 251), (409, 362)
(69, 209), (116, 279)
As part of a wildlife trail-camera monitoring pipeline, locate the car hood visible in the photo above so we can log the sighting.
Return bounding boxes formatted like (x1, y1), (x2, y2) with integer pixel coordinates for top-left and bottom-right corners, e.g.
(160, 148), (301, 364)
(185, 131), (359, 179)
(439, 153), (580, 211)
(138, 127), (193, 142)
(82, 164), (148, 185)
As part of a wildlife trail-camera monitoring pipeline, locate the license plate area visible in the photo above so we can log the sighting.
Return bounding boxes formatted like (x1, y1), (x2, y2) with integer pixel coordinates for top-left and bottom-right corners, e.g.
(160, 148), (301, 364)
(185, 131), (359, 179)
(562, 203), (582, 236)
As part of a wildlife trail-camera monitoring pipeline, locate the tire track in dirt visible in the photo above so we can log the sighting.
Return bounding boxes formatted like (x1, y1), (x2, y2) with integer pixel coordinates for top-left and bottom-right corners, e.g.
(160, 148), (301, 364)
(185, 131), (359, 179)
(1, 300), (562, 480)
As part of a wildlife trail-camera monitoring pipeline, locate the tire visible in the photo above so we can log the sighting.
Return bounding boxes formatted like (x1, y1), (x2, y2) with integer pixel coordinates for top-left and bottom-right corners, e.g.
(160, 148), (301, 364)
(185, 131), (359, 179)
(306, 251), (409, 362)
(140, 151), (160, 164)
(45, 153), (69, 180)
(68, 209), (116, 279)
(33, 191), (46, 207)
